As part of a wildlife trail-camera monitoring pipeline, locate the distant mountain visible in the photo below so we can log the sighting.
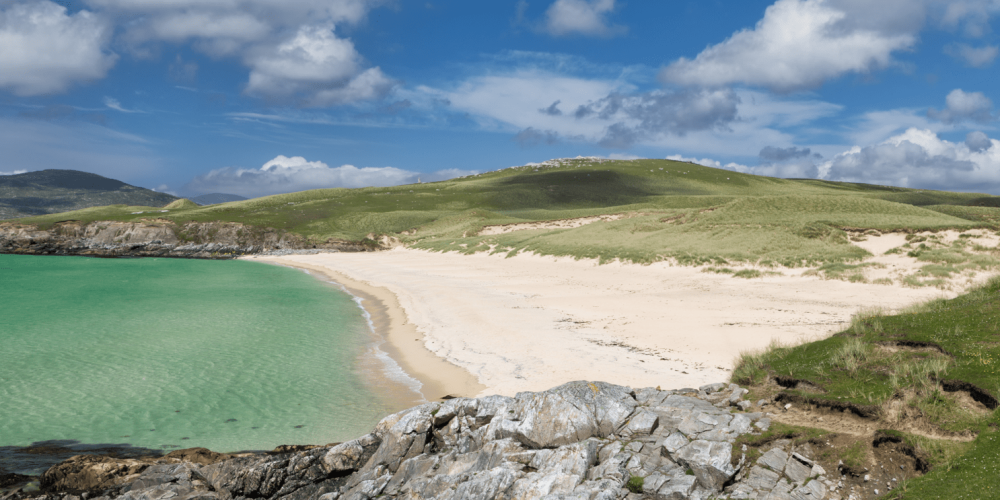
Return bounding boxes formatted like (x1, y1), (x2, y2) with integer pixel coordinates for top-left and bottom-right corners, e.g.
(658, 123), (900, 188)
(189, 193), (248, 205)
(0, 170), (178, 220)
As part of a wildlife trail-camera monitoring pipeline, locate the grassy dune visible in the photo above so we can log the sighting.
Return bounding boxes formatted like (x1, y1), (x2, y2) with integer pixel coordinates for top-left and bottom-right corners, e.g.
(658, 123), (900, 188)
(16, 158), (999, 267)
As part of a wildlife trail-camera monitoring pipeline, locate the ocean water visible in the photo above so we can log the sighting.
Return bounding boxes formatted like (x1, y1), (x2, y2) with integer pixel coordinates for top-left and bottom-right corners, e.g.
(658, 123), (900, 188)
(0, 254), (404, 455)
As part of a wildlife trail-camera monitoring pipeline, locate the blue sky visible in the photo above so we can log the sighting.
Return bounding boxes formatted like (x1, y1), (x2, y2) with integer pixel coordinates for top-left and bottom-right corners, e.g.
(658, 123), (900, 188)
(1, 0), (999, 198)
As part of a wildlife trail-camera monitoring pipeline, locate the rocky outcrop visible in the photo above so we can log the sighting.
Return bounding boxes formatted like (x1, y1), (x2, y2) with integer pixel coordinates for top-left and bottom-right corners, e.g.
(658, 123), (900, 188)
(3, 381), (851, 500)
(0, 221), (378, 259)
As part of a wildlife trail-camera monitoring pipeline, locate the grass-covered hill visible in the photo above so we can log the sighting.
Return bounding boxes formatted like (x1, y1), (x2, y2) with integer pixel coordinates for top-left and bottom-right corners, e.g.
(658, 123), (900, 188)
(13, 157), (1000, 267)
(0, 169), (178, 220)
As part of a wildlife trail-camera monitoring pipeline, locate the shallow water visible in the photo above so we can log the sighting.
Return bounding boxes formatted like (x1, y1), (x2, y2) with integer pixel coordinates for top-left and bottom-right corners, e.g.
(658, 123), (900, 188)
(0, 254), (397, 457)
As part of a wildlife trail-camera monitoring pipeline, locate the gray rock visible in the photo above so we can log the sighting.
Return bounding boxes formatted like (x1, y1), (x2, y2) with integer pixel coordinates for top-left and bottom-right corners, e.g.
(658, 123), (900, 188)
(759, 447), (788, 472)
(672, 440), (734, 491)
(727, 414), (753, 435)
(745, 465), (780, 491)
(323, 439), (368, 473)
(755, 417), (771, 431)
(654, 471), (697, 499)
(368, 404), (439, 473)
(785, 456), (813, 485)
(699, 383), (728, 394)
(728, 388), (749, 405)
(31, 381), (800, 500)
(495, 381), (637, 449)
(621, 410), (659, 438)
(660, 433), (689, 455)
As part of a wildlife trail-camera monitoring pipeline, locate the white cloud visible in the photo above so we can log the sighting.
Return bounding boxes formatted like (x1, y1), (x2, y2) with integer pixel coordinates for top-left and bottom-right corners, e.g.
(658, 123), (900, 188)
(847, 108), (945, 147)
(0, 1), (117, 96)
(0, 170), (28, 176)
(665, 154), (751, 174)
(945, 43), (999, 67)
(928, 88), (995, 124)
(244, 24), (392, 106)
(183, 155), (476, 198)
(822, 128), (1000, 192)
(422, 66), (844, 157)
(966, 130), (993, 152)
(103, 96), (142, 113)
(660, 0), (919, 92)
(75, 0), (390, 106)
(543, 0), (625, 37)
(937, 0), (1000, 37)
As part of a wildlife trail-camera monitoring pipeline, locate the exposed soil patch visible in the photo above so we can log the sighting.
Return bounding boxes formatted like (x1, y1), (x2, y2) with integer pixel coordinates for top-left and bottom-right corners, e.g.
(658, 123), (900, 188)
(775, 392), (881, 419)
(773, 376), (827, 393)
(940, 379), (999, 410)
(876, 340), (952, 356)
(872, 431), (931, 473)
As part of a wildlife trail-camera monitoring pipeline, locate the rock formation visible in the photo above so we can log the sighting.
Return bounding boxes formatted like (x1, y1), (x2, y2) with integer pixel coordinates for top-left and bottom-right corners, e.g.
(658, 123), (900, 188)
(0, 221), (376, 259)
(2, 381), (854, 500)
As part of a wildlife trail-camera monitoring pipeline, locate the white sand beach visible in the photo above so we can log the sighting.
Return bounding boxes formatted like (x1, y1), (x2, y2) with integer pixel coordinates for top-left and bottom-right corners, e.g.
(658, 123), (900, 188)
(245, 230), (998, 401)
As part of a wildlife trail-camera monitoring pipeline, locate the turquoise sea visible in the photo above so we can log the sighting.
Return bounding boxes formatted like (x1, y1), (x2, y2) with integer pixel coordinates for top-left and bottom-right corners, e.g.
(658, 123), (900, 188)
(0, 254), (408, 456)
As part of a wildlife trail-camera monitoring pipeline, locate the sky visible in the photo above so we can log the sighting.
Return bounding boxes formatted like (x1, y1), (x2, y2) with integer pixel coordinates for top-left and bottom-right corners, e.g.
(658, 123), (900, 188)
(1, 0), (999, 198)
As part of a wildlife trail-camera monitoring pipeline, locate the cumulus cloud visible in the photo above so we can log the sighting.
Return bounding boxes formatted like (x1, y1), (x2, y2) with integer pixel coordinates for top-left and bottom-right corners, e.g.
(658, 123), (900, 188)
(937, 0), (1000, 37)
(576, 88), (741, 148)
(759, 146), (819, 161)
(244, 24), (392, 106)
(928, 89), (995, 124)
(74, 0), (390, 106)
(183, 155), (476, 198)
(822, 128), (1000, 191)
(966, 130), (993, 152)
(945, 43), (999, 67)
(514, 127), (561, 147)
(543, 0), (625, 37)
(0, 1), (117, 96)
(539, 100), (563, 116)
(756, 146), (822, 177)
(660, 0), (919, 92)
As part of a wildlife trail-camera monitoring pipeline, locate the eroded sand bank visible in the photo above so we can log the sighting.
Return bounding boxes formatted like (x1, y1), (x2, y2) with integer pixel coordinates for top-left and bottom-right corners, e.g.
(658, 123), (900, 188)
(246, 230), (997, 400)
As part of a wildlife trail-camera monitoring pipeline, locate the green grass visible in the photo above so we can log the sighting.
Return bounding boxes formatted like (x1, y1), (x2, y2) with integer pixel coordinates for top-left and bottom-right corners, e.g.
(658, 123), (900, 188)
(626, 475), (644, 494)
(734, 279), (1000, 498)
(886, 416), (1000, 499)
(735, 278), (1000, 411)
(11, 158), (990, 266)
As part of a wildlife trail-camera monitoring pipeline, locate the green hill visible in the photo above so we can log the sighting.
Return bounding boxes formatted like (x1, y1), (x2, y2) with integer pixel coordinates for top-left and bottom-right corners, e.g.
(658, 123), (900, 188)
(11, 158), (1000, 265)
(0, 170), (178, 219)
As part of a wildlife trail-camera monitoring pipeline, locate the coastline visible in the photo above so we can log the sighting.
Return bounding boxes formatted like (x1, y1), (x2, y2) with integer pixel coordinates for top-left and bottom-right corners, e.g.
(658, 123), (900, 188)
(244, 235), (995, 398)
(244, 256), (487, 402)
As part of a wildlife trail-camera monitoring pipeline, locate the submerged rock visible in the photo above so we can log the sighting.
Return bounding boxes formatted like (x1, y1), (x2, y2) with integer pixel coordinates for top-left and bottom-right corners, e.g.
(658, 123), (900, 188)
(5, 380), (845, 500)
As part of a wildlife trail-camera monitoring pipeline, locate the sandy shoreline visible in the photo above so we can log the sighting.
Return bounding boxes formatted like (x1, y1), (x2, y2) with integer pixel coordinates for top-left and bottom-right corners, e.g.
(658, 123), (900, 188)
(245, 231), (998, 400)
(247, 257), (486, 402)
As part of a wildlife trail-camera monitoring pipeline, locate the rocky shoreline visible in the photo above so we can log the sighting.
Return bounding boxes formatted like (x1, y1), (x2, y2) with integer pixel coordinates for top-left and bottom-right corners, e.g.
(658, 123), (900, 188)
(0, 221), (379, 259)
(2, 381), (883, 500)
